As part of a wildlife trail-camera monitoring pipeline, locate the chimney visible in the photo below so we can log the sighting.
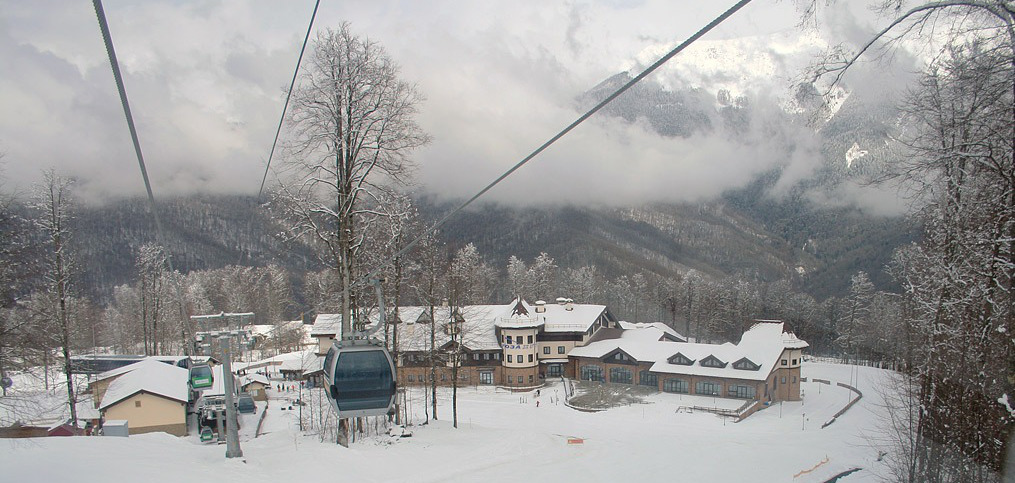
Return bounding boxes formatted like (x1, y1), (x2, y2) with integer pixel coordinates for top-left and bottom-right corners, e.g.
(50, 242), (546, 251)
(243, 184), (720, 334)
(565, 298), (574, 311)
(535, 300), (546, 313)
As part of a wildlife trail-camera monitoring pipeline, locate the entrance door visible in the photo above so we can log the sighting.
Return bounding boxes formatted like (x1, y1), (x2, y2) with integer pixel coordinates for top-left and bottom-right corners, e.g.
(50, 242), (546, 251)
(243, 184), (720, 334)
(547, 364), (563, 377)
(479, 371), (493, 385)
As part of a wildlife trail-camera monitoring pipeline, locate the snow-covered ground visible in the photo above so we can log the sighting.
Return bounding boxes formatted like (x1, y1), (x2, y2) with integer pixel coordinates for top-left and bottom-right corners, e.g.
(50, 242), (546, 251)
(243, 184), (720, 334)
(2, 362), (892, 482)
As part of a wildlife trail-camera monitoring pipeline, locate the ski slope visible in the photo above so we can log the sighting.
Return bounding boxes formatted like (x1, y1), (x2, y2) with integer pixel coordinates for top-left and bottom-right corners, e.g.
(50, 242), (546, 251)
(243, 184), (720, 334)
(1, 362), (892, 482)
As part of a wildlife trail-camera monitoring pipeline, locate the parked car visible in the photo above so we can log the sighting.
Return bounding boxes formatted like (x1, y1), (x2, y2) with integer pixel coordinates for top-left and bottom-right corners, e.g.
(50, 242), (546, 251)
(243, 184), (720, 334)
(237, 393), (256, 414)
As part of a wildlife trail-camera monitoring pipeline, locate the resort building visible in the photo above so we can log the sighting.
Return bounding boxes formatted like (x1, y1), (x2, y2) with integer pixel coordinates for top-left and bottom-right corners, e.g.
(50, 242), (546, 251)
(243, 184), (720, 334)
(391, 298), (618, 387)
(306, 298), (809, 406)
(568, 320), (808, 402)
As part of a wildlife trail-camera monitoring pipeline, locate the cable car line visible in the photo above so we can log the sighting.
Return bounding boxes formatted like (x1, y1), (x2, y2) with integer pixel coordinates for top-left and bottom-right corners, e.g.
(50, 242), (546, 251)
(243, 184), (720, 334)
(256, 0), (321, 201)
(92, 0), (193, 351)
(353, 0), (754, 293)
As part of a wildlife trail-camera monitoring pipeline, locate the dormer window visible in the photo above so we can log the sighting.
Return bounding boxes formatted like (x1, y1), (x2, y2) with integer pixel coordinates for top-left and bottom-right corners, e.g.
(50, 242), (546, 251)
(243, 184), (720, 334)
(699, 355), (727, 368)
(667, 353), (694, 366)
(732, 357), (760, 371)
(603, 349), (637, 365)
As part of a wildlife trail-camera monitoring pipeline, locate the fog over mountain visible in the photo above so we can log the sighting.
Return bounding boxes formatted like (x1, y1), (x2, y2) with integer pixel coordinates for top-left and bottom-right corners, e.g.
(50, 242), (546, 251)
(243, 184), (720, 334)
(0, 0), (915, 214)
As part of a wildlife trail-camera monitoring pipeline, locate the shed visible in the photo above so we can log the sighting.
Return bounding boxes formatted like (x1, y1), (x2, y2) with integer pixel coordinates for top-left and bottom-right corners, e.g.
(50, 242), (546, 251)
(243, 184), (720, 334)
(102, 420), (129, 437)
(240, 374), (270, 401)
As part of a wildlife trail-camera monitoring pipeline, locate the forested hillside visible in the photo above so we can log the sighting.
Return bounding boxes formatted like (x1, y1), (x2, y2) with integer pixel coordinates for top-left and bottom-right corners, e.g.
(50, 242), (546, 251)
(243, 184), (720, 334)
(65, 191), (910, 303)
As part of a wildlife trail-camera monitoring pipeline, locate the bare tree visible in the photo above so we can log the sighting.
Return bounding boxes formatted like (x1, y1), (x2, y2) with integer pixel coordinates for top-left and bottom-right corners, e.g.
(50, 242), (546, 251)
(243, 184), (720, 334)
(32, 170), (78, 428)
(272, 22), (429, 339)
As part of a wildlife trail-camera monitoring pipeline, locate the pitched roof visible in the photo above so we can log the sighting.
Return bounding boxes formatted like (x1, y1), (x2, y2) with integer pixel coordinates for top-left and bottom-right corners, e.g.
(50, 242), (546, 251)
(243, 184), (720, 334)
(98, 359), (189, 409)
(570, 321), (807, 382)
(240, 373), (269, 387)
(92, 356), (187, 382)
(309, 314), (343, 337)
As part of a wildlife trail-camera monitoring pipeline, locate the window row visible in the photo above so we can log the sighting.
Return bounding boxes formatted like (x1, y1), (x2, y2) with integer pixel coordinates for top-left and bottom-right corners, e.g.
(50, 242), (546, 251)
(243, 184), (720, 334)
(405, 372), (471, 382)
(506, 354), (535, 363)
(503, 335), (534, 344)
(506, 374), (535, 385)
(541, 346), (567, 354)
(579, 365), (759, 400)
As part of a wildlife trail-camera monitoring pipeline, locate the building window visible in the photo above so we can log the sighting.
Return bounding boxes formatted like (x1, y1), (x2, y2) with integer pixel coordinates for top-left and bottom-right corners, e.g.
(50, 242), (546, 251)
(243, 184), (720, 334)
(558, 346), (565, 354)
(663, 379), (688, 393)
(528, 375), (534, 384)
(695, 381), (721, 396)
(728, 384), (756, 399)
(609, 367), (633, 384)
(792, 376), (797, 383)
(441, 373), (446, 381)
(527, 335), (533, 344)
(473, 353), (480, 360)
(507, 376), (513, 384)
(668, 353), (693, 365)
(528, 354), (533, 363)
(506, 335), (513, 344)
(135, 400), (141, 408)
(494, 353), (500, 360)
(507, 355), (513, 363)
(700, 355), (727, 368)
(781, 377), (787, 384)
(792, 359), (798, 365)
(580, 365), (603, 382)
(484, 353), (491, 360)
(479, 372), (493, 384)
(408, 374), (415, 382)
(639, 371), (658, 387)
(781, 360), (787, 366)
(733, 358), (760, 371)
(543, 347), (550, 354)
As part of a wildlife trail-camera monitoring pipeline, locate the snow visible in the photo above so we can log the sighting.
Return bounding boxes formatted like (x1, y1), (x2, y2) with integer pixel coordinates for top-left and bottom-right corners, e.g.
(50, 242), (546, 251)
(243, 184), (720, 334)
(846, 142), (868, 169)
(309, 313), (343, 338)
(571, 321), (806, 381)
(99, 359), (189, 409)
(0, 361), (896, 482)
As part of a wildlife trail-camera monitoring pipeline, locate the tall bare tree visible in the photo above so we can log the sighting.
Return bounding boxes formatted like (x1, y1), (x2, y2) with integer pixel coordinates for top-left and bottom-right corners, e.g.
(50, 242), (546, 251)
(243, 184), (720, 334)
(32, 170), (78, 428)
(272, 23), (427, 445)
(273, 22), (428, 336)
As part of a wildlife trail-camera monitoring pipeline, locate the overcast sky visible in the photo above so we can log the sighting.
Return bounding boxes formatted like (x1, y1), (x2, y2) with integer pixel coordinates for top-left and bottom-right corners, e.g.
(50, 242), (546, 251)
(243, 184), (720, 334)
(0, 0), (902, 208)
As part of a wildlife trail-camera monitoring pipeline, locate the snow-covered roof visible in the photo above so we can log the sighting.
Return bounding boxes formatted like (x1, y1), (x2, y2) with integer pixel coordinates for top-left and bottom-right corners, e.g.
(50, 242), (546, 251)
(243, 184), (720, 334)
(570, 321), (807, 382)
(617, 322), (686, 342)
(309, 314), (343, 337)
(201, 365), (239, 398)
(240, 373), (269, 387)
(235, 350), (320, 374)
(98, 359), (189, 409)
(92, 356), (187, 382)
(391, 305), (508, 352)
(392, 299), (609, 353)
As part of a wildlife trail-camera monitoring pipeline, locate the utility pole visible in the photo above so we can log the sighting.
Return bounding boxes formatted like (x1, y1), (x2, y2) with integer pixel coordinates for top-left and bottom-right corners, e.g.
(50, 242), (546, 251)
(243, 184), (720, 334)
(192, 312), (253, 459)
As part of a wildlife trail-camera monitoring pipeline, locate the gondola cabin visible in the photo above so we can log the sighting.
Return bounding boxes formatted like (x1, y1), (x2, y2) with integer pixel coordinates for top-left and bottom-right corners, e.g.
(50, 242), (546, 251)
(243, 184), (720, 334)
(323, 341), (396, 418)
(189, 364), (214, 390)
